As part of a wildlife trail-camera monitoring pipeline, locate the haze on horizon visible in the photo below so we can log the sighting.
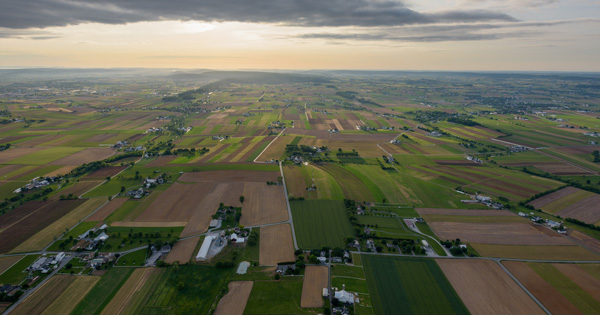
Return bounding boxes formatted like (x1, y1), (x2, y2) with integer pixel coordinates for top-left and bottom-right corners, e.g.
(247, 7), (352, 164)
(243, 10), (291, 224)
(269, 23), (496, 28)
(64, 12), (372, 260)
(0, 0), (599, 71)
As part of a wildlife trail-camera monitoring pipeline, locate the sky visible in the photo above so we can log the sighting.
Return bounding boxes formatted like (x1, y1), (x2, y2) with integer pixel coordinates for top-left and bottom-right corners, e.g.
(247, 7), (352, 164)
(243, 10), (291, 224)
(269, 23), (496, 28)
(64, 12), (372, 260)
(0, 0), (599, 71)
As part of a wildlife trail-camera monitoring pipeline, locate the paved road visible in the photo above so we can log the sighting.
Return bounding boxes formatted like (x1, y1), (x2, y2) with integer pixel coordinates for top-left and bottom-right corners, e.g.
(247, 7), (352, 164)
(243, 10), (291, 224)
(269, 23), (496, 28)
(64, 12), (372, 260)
(279, 161), (299, 250)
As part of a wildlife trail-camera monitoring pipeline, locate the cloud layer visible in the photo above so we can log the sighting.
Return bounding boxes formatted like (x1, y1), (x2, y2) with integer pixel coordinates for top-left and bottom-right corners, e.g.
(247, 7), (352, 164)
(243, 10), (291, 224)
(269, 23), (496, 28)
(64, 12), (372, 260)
(0, 0), (517, 29)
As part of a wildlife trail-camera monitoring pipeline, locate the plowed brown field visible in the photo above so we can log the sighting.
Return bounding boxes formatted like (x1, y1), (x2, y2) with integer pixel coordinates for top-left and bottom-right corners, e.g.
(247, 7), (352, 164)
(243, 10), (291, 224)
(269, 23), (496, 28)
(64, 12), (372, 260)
(214, 281), (254, 315)
(259, 224), (295, 266)
(429, 222), (573, 245)
(240, 183), (288, 226)
(301, 266), (328, 308)
(164, 237), (199, 264)
(437, 259), (544, 315)
(85, 197), (128, 221)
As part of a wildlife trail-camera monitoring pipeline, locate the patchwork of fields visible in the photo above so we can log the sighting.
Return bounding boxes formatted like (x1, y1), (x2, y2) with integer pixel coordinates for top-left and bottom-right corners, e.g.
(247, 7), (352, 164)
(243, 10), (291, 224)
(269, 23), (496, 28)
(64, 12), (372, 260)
(1, 70), (599, 315)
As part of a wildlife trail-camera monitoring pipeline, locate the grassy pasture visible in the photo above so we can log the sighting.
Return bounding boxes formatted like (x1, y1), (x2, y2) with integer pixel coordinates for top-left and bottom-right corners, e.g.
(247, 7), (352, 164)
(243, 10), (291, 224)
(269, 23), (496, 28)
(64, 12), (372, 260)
(0, 255), (39, 285)
(140, 265), (232, 314)
(362, 255), (468, 315)
(291, 200), (353, 249)
(245, 278), (313, 315)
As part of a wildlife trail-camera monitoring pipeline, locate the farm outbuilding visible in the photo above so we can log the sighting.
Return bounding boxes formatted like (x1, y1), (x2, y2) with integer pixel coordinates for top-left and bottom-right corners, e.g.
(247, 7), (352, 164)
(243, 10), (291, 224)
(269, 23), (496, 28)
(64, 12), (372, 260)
(196, 236), (215, 261)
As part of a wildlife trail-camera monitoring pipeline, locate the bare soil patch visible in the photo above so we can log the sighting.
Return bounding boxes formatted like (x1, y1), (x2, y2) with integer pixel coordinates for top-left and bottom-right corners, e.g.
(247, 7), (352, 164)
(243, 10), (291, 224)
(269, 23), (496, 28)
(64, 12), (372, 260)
(434, 160), (481, 166)
(43, 165), (77, 178)
(436, 259), (544, 315)
(240, 183), (288, 226)
(82, 165), (127, 180)
(259, 224), (295, 266)
(86, 197), (128, 222)
(138, 182), (242, 223)
(557, 145), (600, 155)
(301, 266), (329, 308)
(214, 281), (254, 315)
(0, 200), (85, 253)
(428, 222), (573, 245)
(556, 194), (600, 224)
(504, 261), (580, 314)
(536, 164), (592, 175)
(179, 170), (280, 183)
(50, 147), (117, 165)
(180, 182), (244, 237)
(416, 208), (516, 216)
(11, 275), (74, 315)
(528, 187), (581, 209)
(164, 237), (199, 264)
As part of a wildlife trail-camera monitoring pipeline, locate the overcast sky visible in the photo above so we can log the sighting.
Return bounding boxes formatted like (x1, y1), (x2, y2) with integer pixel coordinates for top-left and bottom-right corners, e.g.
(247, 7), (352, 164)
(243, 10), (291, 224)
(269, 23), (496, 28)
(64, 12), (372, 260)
(0, 0), (598, 71)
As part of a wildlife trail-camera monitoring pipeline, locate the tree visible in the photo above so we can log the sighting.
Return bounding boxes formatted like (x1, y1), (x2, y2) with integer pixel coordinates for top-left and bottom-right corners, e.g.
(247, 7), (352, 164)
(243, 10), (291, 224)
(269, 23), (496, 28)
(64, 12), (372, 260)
(177, 281), (185, 290)
(121, 186), (126, 193)
(239, 195), (245, 203)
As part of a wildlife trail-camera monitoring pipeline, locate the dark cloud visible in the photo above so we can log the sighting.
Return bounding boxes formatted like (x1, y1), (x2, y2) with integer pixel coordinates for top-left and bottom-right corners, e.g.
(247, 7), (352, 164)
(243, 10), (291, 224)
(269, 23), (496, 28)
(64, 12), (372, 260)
(0, 0), (517, 29)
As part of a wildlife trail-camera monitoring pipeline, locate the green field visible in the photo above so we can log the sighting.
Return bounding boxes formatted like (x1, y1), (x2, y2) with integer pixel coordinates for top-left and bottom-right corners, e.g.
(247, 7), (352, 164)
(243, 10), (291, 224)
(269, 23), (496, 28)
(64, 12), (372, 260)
(140, 265), (232, 314)
(71, 268), (133, 315)
(362, 255), (468, 315)
(290, 200), (354, 249)
(117, 248), (147, 266)
(245, 278), (314, 315)
(0, 255), (40, 285)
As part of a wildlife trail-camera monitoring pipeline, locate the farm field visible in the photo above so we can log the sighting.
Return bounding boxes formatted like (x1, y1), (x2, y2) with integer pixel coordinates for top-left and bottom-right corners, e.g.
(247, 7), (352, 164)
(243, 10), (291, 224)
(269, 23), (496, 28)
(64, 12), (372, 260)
(260, 224), (296, 266)
(437, 259), (545, 315)
(11, 275), (75, 315)
(85, 197), (128, 221)
(139, 265), (232, 314)
(428, 221), (573, 245)
(245, 278), (314, 315)
(362, 255), (468, 315)
(71, 268), (133, 315)
(0, 70), (600, 314)
(10, 197), (106, 253)
(290, 200), (353, 249)
(164, 237), (200, 264)
(471, 243), (600, 260)
(528, 187), (600, 224)
(300, 266), (328, 308)
(100, 267), (164, 315)
(0, 256), (23, 275)
(214, 281), (254, 315)
(41, 276), (100, 315)
(504, 261), (599, 314)
(0, 255), (39, 285)
(0, 199), (85, 253)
